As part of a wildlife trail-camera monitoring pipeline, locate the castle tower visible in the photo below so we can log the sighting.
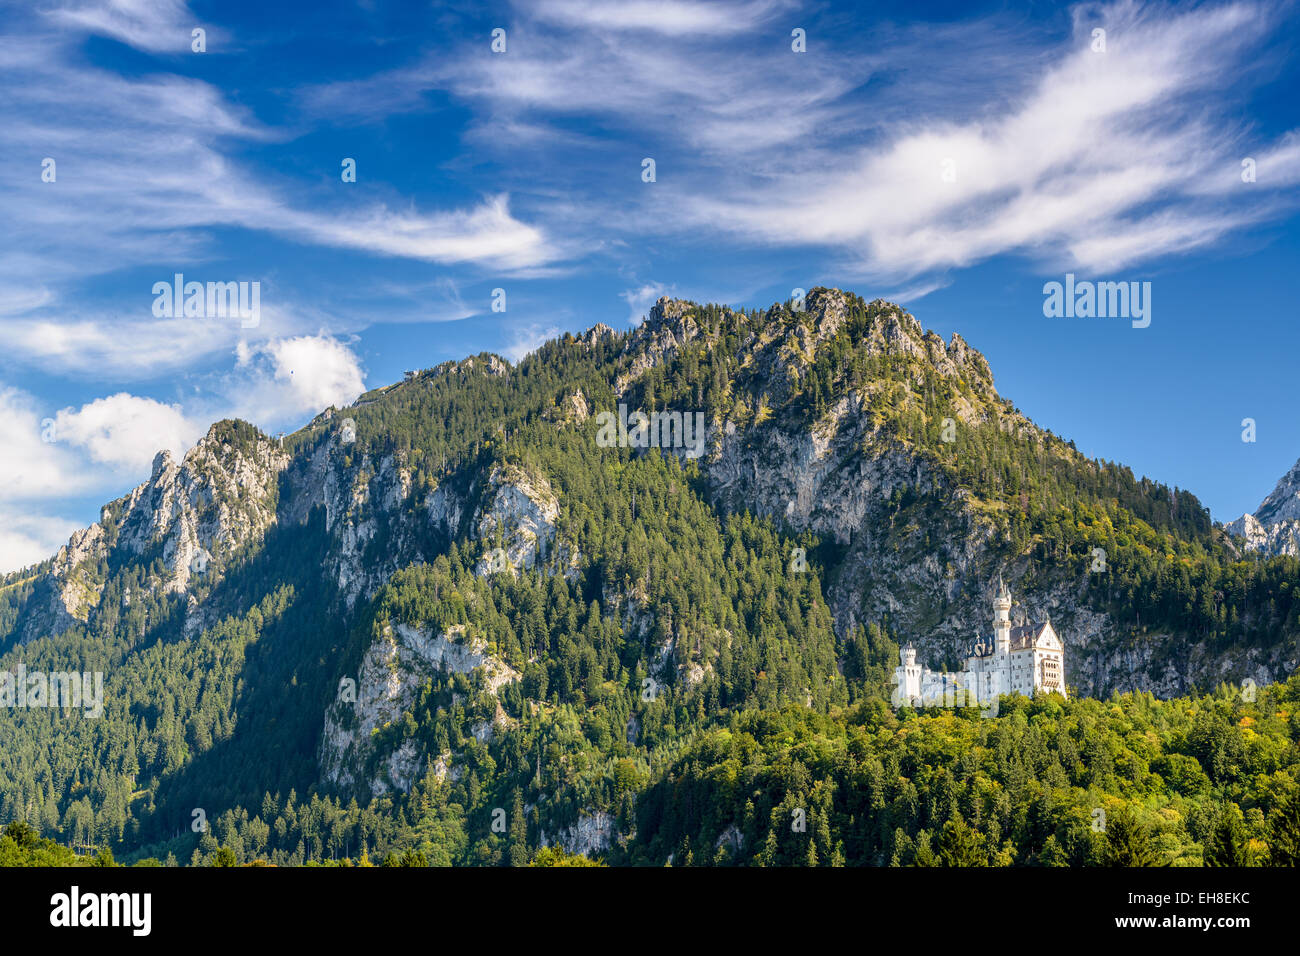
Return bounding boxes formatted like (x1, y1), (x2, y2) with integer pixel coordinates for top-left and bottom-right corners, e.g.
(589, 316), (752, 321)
(895, 643), (923, 705)
(993, 574), (1011, 655)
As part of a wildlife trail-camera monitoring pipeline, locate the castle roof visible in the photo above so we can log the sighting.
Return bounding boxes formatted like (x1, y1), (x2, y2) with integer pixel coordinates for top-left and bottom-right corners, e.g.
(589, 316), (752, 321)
(970, 621), (1055, 657)
(1008, 622), (1051, 651)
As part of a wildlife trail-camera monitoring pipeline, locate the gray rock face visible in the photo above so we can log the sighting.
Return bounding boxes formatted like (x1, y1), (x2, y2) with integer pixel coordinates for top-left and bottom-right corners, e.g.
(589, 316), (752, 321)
(540, 810), (615, 856)
(473, 464), (560, 576)
(581, 323), (615, 348)
(1255, 458), (1300, 525)
(320, 622), (519, 795)
(616, 297), (704, 392)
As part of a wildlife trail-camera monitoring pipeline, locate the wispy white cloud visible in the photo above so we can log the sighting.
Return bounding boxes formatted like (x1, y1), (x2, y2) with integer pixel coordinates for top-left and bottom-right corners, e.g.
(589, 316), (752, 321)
(45, 0), (216, 54)
(680, 1), (1300, 279)
(304, 9), (861, 163)
(0, 315), (258, 379)
(0, 16), (562, 345)
(0, 290), (338, 379)
(274, 194), (553, 272)
(530, 0), (794, 36)
(334, 0), (1298, 285)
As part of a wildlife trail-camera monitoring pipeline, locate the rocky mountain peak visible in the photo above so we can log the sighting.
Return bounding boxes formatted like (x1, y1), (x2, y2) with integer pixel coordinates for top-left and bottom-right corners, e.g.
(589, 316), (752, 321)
(1226, 456), (1300, 557)
(1254, 457), (1300, 526)
(616, 287), (1001, 411)
(580, 322), (615, 347)
(801, 286), (852, 338)
(151, 449), (174, 479)
(13, 419), (291, 645)
(644, 295), (696, 330)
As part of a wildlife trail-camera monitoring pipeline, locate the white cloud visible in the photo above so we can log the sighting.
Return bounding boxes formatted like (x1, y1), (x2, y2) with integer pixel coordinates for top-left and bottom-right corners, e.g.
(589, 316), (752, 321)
(275, 194), (554, 273)
(0, 21), (561, 380)
(0, 315), (263, 379)
(531, 0), (792, 36)
(0, 387), (88, 501)
(306, 11), (860, 163)
(364, 0), (1298, 285)
(55, 393), (199, 472)
(224, 335), (366, 426)
(681, 1), (1300, 279)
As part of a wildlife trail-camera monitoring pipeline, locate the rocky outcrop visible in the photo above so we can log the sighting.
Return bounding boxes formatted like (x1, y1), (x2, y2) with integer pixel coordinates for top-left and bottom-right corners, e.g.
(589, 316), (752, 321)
(1224, 512), (1300, 557)
(473, 464), (561, 575)
(319, 451), (416, 606)
(280, 427), (452, 608)
(426, 481), (466, 538)
(320, 621), (519, 795)
(540, 810), (615, 856)
(617, 297), (709, 391)
(581, 323), (615, 349)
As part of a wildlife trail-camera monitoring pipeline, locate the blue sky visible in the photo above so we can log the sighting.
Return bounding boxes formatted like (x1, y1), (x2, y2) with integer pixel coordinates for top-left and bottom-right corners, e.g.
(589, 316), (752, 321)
(1, 0), (1298, 571)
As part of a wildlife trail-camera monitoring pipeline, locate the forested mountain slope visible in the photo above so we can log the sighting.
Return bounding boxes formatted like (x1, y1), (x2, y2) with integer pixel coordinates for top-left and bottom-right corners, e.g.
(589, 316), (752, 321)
(1, 288), (1297, 866)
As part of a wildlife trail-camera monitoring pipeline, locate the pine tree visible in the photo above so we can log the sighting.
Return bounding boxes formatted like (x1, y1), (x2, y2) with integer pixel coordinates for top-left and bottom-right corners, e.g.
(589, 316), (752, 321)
(1205, 804), (1249, 866)
(936, 815), (987, 867)
(1268, 787), (1300, 867)
(508, 788), (528, 867)
(1103, 809), (1162, 866)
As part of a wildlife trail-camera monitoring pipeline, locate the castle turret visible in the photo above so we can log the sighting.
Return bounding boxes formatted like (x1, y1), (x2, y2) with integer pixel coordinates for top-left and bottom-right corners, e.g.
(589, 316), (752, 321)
(993, 574), (1011, 655)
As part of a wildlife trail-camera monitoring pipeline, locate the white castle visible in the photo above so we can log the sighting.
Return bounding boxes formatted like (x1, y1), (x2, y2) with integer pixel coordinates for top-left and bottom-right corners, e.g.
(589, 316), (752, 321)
(893, 577), (1066, 708)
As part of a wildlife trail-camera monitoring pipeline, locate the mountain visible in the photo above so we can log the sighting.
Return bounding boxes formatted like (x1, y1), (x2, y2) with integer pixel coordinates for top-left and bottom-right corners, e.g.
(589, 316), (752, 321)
(2, 287), (1299, 866)
(1225, 458), (1300, 557)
